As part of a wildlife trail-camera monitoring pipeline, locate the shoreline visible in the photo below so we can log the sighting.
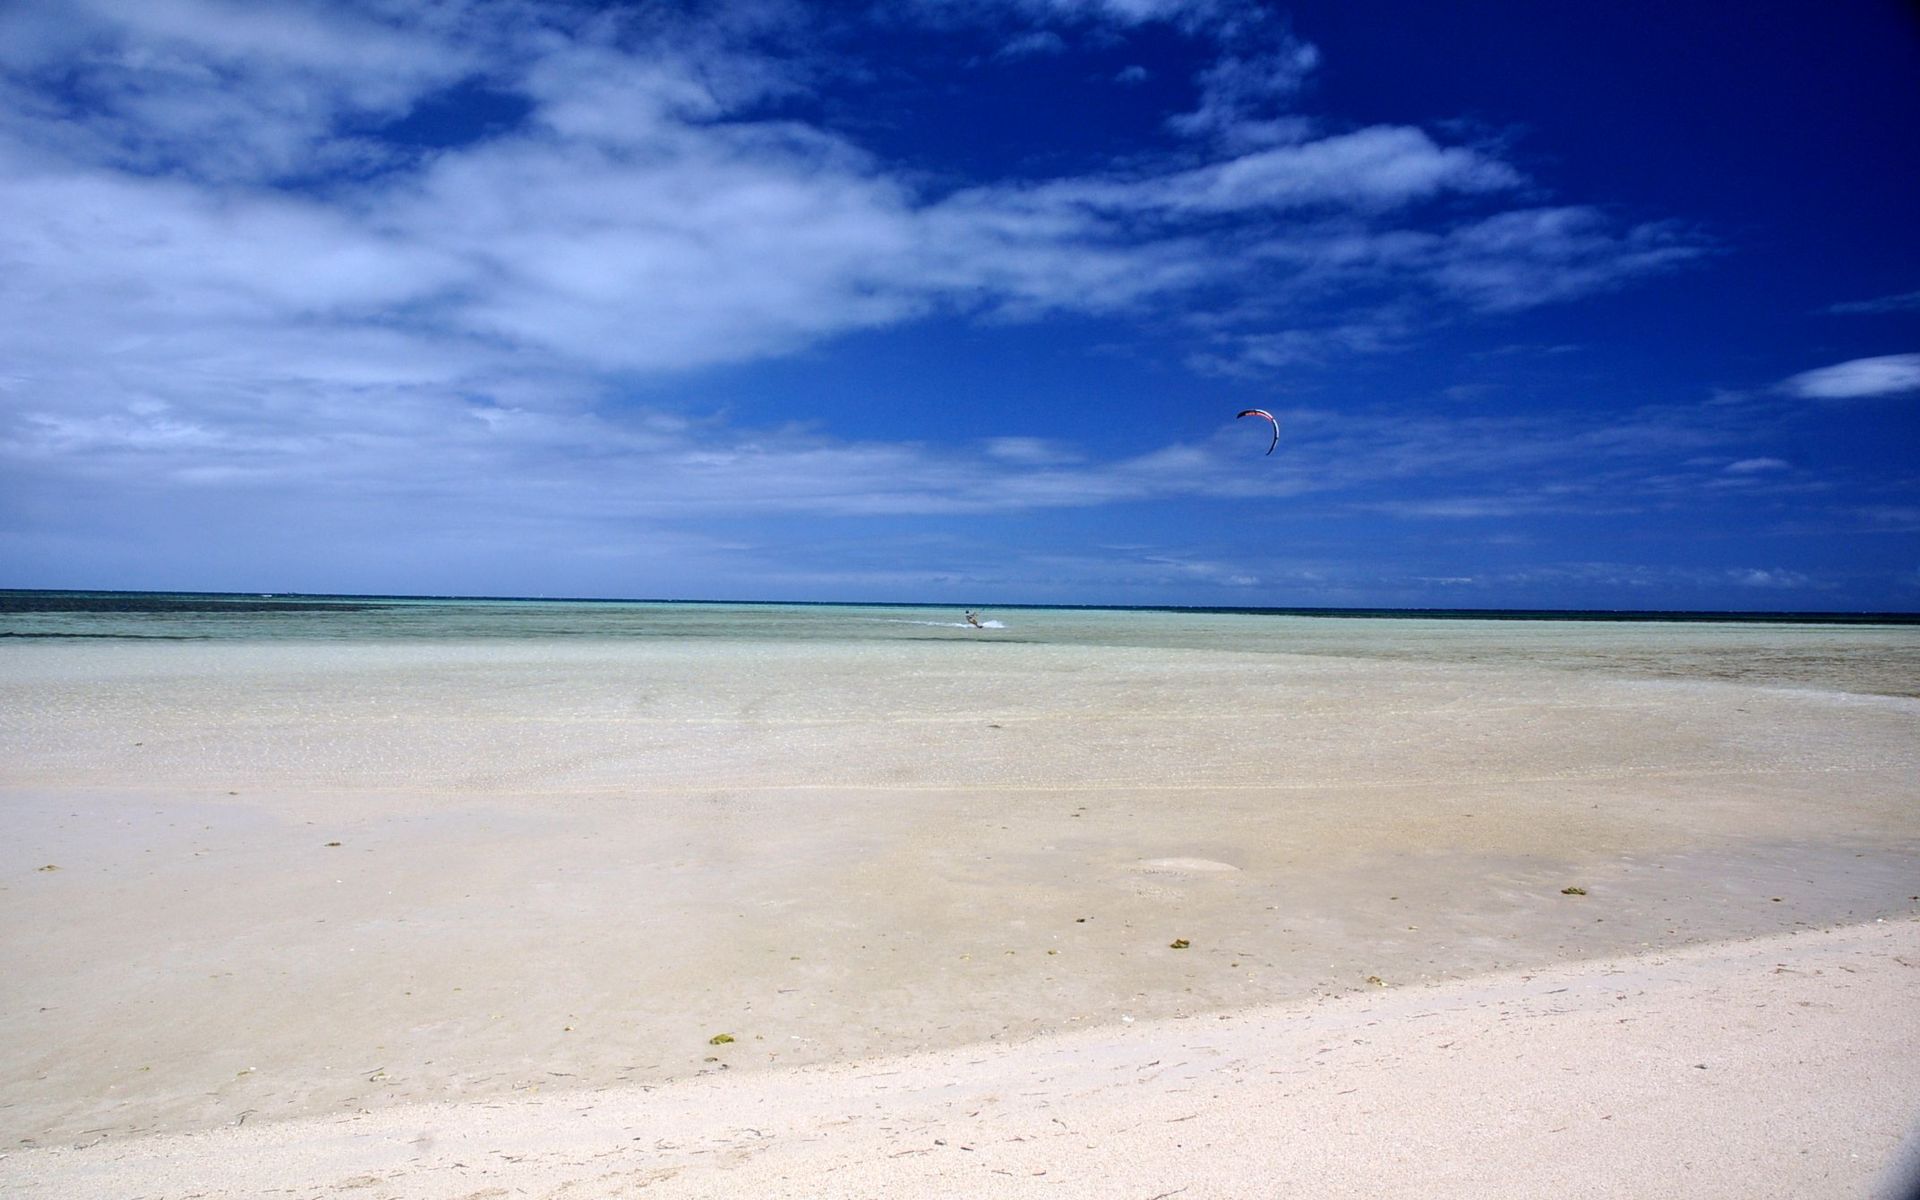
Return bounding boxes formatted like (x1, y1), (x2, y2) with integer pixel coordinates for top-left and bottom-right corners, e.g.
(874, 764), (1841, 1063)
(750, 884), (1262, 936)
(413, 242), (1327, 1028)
(6, 916), (1916, 1199)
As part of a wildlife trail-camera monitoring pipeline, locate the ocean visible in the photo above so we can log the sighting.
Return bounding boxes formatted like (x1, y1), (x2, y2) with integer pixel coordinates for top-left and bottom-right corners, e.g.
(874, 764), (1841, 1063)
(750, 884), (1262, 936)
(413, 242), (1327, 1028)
(3, 589), (1916, 696)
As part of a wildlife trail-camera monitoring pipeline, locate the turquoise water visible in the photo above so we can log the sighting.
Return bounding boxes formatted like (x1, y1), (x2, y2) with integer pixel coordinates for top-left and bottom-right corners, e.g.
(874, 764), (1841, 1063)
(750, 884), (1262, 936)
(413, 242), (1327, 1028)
(4, 589), (1918, 694)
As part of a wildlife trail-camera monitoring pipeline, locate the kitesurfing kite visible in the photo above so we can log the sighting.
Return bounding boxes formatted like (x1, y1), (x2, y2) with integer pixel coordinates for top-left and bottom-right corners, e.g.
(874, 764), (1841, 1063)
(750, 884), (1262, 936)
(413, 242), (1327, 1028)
(1237, 408), (1279, 456)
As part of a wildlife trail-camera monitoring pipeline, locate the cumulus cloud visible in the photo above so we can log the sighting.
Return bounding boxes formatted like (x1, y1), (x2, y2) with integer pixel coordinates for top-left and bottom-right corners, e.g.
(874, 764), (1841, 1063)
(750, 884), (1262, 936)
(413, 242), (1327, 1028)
(1782, 354), (1920, 400)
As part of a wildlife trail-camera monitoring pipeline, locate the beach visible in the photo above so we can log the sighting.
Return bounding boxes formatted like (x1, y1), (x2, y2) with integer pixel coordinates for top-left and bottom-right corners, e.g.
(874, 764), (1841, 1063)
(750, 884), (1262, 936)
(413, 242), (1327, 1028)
(2, 600), (1917, 1195)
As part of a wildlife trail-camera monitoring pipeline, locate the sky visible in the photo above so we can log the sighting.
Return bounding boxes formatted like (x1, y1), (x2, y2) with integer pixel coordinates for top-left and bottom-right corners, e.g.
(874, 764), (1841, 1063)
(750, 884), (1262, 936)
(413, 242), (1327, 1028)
(2, 0), (1917, 611)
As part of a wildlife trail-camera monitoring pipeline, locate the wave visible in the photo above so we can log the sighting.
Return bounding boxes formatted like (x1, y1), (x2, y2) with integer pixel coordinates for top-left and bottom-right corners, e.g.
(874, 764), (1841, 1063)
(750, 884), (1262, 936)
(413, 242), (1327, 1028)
(865, 618), (1009, 629)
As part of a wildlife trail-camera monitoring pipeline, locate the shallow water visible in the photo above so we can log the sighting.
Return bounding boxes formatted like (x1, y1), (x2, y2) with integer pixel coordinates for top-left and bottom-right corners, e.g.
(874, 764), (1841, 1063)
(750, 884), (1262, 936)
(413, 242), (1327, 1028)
(4, 591), (1917, 695)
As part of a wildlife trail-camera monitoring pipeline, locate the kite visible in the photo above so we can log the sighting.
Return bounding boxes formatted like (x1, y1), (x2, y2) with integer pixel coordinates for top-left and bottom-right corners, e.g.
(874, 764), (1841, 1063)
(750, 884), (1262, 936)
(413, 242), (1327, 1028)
(1237, 408), (1279, 455)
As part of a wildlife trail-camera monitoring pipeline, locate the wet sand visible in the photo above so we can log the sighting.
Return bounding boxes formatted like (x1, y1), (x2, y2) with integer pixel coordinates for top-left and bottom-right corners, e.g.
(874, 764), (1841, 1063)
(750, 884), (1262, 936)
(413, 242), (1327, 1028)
(2, 628), (1917, 1193)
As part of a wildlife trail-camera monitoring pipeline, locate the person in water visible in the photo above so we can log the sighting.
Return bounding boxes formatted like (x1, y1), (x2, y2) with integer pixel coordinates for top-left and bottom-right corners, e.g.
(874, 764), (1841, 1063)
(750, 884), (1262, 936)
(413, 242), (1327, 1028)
(965, 611), (984, 628)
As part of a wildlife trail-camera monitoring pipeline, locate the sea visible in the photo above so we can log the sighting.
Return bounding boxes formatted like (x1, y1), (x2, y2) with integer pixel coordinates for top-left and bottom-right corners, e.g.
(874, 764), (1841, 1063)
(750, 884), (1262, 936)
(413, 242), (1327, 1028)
(3, 589), (1917, 696)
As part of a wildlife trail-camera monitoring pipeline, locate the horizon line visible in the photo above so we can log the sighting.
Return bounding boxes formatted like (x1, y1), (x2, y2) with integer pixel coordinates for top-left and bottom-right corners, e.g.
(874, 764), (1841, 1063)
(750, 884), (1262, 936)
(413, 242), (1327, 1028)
(3, 587), (1916, 625)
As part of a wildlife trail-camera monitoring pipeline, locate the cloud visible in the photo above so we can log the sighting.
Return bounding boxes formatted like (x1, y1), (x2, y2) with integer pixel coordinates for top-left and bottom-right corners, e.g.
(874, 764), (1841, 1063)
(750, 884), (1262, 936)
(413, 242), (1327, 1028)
(1, 40), (1620, 393)
(1724, 457), (1788, 473)
(0, 0), (1725, 587)
(1158, 125), (1519, 212)
(1728, 567), (1813, 590)
(917, 0), (1322, 149)
(1177, 207), (1702, 372)
(1853, 506), (1920, 532)
(1185, 320), (1408, 374)
(909, 0), (1253, 35)
(995, 30), (1068, 60)
(1137, 554), (1260, 586)
(2, 376), (1775, 538)
(982, 437), (1084, 464)
(0, 1), (1700, 388)
(1826, 288), (1920, 316)
(1361, 497), (1532, 519)
(0, 0), (480, 182)
(945, 125), (1520, 228)
(1167, 40), (1321, 146)
(1782, 354), (1920, 399)
(1425, 208), (1705, 311)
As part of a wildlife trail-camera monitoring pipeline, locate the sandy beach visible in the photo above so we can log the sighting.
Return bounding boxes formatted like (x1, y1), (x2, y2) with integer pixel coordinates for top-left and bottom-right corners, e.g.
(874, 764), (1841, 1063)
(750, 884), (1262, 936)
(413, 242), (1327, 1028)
(3, 610), (1917, 1195)
(6, 917), (1917, 1199)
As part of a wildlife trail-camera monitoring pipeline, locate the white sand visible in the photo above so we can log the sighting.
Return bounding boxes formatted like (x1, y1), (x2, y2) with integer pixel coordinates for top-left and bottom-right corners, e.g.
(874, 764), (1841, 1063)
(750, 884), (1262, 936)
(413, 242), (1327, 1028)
(3, 628), (1918, 1194)
(5, 917), (1916, 1199)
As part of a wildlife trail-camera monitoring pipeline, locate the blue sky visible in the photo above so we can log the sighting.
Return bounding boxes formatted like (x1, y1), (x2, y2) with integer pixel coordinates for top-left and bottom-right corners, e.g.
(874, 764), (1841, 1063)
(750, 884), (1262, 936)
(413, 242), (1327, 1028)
(2, 0), (1917, 610)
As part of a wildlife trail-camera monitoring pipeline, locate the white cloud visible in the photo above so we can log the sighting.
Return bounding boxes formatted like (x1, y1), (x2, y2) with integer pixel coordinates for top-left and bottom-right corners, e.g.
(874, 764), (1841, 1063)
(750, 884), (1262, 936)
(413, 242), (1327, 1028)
(1427, 208), (1704, 311)
(1782, 354), (1920, 400)
(995, 30), (1068, 60)
(1167, 41), (1321, 146)
(1724, 457), (1788, 473)
(0, 0), (479, 181)
(945, 125), (1519, 226)
(1185, 320), (1408, 374)
(1178, 208), (1700, 372)
(1362, 497), (1525, 519)
(3, 379), (1773, 534)
(0, 0), (1724, 576)
(1728, 567), (1813, 590)
(910, 0), (1246, 33)
(916, 0), (1320, 148)
(1157, 126), (1519, 212)
(1826, 288), (1920, 315)
(983, 437), (1084, 464)
(1138, 554), (1260, 586)
(0, 1), (1699, 386)
(1854, 506), (1920, 531)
